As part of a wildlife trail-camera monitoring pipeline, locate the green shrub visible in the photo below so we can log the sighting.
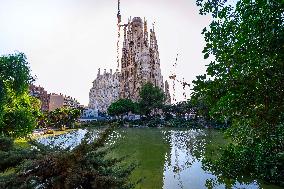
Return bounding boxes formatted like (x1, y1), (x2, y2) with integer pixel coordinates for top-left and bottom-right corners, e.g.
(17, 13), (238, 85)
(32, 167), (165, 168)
(0, 126), (136, 189)
(0, 137), (13, 151)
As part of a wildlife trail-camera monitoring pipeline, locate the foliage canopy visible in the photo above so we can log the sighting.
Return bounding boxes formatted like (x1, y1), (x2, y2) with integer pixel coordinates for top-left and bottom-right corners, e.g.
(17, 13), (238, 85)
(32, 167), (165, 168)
(0, 52), (40, 138)
(47, 107), (81, 129)
(108, 98), (138, 117)
(193, 0), (284, 185)
(138, 82), (165, 116)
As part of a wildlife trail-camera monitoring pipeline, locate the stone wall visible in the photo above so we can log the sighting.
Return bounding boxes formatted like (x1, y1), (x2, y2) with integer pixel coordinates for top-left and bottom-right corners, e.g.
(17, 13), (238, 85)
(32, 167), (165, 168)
(89, 69), (120, 112)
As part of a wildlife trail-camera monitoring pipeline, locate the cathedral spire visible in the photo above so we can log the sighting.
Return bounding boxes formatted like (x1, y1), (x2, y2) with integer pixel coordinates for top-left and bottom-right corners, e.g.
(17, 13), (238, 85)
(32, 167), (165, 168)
(119, 17), (164, 101)
(149, 22), (158, 50)
(144, 18), (148, 46)
(123, 25), (127, 49)
(144, 18), (148, 34)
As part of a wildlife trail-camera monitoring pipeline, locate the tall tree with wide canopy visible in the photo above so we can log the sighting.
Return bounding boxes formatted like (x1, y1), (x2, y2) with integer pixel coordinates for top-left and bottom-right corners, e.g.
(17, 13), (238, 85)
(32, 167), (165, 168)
(0, 52), (40, 138)
(138, 82), (165, 116)
(108, 99), (137, 119)
(193, 0), (284, 184)
(47, 108), (81, 129)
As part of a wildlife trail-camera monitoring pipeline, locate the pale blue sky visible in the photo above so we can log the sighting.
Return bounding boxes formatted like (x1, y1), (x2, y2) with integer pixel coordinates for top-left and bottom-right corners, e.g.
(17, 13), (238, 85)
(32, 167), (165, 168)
(0, 0), (211, 105)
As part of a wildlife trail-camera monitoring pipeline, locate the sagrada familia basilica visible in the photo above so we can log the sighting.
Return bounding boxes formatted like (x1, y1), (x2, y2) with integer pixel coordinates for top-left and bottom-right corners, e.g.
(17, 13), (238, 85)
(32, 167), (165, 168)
(89, 16), (171, 112)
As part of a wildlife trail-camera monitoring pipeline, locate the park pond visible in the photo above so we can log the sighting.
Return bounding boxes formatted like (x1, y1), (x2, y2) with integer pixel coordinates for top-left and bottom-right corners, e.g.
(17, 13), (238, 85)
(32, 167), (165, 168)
(37, 128), (282, 189)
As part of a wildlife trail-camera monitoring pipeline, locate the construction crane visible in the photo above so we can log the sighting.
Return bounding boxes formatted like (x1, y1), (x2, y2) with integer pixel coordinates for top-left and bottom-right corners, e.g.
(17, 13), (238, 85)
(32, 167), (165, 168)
(116, 0), (122, 69)
(116, 0), (129, 70)
(117, 0), (121, 24)
(169, 53), (190, 102)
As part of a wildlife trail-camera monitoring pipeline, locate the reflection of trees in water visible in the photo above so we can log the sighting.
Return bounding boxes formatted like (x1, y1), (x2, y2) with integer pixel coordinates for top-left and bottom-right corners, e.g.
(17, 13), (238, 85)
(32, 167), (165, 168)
(163, 130), (206, 166)
(163, 129), (206, 188)
(202, 161), (269, 189)
(205, 176), (242, 189)
(36, 129), (89, 150)
(200, 131), (267, 189)
(204, 175), (263, 189)
(162, 130), (264, 189)
(36, 128), (271, 189)
(36, 129), (123, 150)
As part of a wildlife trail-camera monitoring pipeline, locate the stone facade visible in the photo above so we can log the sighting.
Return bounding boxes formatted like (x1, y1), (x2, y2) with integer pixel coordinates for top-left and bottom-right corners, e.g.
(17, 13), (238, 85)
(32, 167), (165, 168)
(89, 17), (171, 112)
(120, 17), (164, 101)
(89, 69), (120, 112)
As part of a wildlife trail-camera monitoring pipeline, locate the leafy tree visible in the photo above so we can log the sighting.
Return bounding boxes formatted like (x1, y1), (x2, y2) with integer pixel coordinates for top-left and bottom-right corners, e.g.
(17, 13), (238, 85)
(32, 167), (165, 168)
(48, 108), (81, 129)
(108, 99), (137, 118)
(193, 0), (284, 184)
(161, 104), (174, 120)
(138, 82), (165, 116)
(162, 101), (196, 119)
(37, 111), (48, 128)
(0, 52), (40, 138)
(173, 101), (194, 117)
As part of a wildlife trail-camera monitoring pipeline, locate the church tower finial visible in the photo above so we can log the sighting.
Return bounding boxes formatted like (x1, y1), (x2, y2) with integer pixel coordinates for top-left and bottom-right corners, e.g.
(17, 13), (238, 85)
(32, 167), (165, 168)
(144, 18), (148, 33)
(97, 68), (101, 76)
(144, 18), (148, 45)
